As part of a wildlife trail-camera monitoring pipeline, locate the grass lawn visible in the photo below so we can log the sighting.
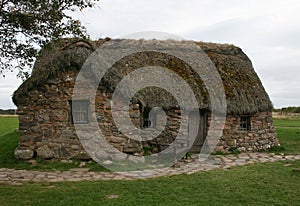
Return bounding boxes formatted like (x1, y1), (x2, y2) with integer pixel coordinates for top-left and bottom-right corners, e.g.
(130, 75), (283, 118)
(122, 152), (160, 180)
(0, 116), (18, 136)
(273, 119), (300, 154)
(0, 116), (299, 205)
(0, 160), (300, 206)
(274, 119), (300, 128)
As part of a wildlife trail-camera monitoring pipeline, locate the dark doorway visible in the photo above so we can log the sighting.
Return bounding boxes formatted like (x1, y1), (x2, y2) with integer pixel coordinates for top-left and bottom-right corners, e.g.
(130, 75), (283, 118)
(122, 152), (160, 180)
(188, 110), (207, 152)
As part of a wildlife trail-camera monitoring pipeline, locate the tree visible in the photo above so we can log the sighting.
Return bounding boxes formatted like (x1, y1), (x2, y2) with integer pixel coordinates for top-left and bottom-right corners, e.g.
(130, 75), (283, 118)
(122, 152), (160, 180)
(0, 0), (99, 79)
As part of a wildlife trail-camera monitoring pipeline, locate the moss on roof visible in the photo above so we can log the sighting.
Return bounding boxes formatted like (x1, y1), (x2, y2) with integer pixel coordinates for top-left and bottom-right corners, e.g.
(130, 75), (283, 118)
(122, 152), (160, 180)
(13, 38), (273, 114)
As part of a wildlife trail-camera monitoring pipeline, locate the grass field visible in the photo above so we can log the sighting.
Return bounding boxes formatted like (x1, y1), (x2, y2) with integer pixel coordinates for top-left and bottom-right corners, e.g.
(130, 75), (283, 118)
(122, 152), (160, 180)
(273, 119), (300, 154)
(0, 160), (299, 206)
(274, 119), (300, 128)
(0, 116), (299, 205)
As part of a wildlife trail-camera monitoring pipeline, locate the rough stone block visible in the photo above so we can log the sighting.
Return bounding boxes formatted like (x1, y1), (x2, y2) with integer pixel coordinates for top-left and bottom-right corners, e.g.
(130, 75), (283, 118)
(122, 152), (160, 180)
(237, 147), (246, 152)
(14, 148), (34, 160)
(37, 145), (55, 159)
(227, 139), (237, 147)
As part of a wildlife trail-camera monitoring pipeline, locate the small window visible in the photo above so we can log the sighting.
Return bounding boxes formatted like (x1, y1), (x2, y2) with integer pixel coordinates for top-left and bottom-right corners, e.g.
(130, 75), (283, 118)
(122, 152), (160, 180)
(142, 107), (157, 128)
(143, 107), (152, 128)
(70, 100), (89, 124)
(240, 116), (251, 131)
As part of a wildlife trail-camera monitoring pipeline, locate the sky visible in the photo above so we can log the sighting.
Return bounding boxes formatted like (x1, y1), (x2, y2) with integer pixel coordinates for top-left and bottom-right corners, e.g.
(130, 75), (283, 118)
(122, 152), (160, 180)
(1, 0), (300, 109)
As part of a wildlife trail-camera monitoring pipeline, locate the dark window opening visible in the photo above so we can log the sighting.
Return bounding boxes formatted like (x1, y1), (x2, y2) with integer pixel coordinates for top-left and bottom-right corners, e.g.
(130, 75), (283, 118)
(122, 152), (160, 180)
(240, 116), (251, 131)
(142, 107), (158, 128)
(143, 107), (152, 128)
(70, 100), (89, 124)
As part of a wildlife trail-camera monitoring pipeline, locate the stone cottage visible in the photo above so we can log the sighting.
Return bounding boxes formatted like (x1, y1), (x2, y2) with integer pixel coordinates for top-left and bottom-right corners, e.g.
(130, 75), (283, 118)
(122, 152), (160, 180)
(13, 38), (279, 160)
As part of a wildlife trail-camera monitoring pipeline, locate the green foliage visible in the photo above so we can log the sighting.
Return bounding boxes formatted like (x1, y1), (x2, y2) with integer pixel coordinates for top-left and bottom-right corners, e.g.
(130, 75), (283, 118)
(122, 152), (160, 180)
(142, 144), (158, 156)
(0, 0), (99, 79)
(0, 109), (16, 115)
(266, 146), (285, 153)
(0, 160), (300, 205)
(185, 152), (193, 158)
(142, 146), (151, 156)
(228, 147), (241, 155)
(273, 106), (300, 113)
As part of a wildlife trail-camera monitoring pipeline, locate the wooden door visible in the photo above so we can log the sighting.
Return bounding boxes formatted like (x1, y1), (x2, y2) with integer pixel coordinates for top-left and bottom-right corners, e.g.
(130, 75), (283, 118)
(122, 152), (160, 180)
(188, 110), (207, 152)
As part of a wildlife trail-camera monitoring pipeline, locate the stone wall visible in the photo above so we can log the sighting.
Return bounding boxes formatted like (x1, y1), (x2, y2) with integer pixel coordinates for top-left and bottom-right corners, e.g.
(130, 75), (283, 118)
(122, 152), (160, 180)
(14, 70), (186, 160)
(15, 71), (87, 160)
(215, 112), (279, 152)
(14, 70), (279, 160)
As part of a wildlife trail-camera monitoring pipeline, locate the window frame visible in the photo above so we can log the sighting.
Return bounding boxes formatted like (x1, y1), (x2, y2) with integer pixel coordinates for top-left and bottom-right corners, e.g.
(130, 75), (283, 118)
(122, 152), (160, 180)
(70, 100), (90, 124)
(240, 116), (251, 131)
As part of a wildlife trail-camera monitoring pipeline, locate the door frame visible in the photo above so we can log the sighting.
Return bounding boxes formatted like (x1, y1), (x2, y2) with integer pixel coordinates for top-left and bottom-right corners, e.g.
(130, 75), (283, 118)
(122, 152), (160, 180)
(188, 109), (207, 153)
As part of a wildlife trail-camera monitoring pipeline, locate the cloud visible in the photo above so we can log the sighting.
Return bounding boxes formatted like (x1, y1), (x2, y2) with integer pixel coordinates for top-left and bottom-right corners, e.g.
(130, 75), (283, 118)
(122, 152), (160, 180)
(1, 0), (300, 108)
(0, 93), (15, 109)
(179, 10), (300, 108)
(0, 72), (22, 109)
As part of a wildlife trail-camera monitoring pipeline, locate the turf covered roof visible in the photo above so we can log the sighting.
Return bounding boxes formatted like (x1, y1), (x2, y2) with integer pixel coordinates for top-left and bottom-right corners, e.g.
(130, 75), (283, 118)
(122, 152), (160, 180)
(13, 38), (273, 115)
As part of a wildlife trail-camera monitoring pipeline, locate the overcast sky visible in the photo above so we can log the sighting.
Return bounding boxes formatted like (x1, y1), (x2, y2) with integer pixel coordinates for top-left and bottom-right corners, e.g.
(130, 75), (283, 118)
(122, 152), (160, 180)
(1, 0), (299, 109)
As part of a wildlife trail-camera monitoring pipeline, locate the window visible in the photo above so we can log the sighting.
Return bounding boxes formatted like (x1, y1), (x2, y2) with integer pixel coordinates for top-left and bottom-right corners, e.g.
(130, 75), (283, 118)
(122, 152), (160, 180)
(240, 116), (251, 131)
(143, 107), (153, 128)
(142, 107), (158, 128)
(70, 100), (89, 124)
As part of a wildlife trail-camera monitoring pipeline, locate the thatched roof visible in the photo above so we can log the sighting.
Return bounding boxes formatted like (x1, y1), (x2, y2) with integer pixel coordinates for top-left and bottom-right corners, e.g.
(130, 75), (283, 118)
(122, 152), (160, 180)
(13, 38), (273, 115)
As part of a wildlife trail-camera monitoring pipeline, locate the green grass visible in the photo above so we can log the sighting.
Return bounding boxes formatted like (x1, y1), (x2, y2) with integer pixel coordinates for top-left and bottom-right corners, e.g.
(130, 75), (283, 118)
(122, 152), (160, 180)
(0, 116), (300, 205)
(273, 119), (300, 154)
(0, 160), (300, 206)
(0, 116), (18, 136)
(0, 116), (108, 172)
(274, 119), (300, 128)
